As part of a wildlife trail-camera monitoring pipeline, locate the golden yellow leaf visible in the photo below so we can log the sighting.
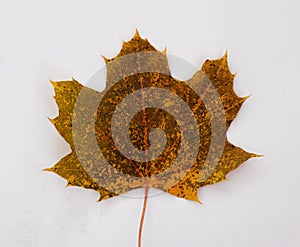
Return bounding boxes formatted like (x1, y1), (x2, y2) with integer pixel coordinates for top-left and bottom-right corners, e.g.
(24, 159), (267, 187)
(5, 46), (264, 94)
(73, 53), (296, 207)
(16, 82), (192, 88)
(45, 30), (259, 202)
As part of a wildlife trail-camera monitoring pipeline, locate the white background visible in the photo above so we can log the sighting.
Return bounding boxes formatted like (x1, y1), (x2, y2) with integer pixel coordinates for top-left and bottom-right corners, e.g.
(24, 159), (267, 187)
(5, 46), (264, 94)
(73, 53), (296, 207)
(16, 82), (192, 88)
(0, 0), (299, 246)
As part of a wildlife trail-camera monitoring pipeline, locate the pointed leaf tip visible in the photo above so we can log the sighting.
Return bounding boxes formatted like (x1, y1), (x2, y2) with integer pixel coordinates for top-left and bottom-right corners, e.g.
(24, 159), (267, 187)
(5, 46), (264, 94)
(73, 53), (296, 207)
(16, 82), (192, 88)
(97, 193), (111, 202)
(243, 94), (251, 101)
(101, 55), (109, 63)
(223, 50), (228, 58)
(192, 196), (202, 204)
(183, 191), (202, 204)
(49, 79), (57, 86)
(252, 153), (264, 158)
(134, 28), (141, 39)
(221, 51), (229, 65)
(43, 167), (53, 172)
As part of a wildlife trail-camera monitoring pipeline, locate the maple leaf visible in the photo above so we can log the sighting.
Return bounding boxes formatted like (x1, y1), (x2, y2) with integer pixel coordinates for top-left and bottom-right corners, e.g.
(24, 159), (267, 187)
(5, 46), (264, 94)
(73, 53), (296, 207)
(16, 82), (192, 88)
(45, 30), (259, 203)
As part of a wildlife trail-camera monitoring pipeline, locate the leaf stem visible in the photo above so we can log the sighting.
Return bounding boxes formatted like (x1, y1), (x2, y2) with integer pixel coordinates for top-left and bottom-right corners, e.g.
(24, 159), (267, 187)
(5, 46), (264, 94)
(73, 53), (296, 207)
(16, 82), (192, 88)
(138, 185), (149, 247)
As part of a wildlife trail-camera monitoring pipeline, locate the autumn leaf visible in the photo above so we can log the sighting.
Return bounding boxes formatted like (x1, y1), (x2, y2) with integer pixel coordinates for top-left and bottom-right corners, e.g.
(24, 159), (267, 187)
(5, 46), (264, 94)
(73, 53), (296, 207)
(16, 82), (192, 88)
(45, 30), (259, 203)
